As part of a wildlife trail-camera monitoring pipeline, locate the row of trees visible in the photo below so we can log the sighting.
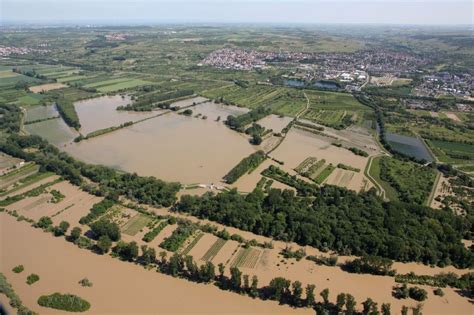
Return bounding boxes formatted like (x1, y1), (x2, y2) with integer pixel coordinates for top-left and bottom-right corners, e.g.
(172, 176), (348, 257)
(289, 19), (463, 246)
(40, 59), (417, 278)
(174, 186), (473, 268)
(223, 150), (267, 184)
(117, 89), (194, 111)
(225, 106), (271, 131)
(1, 135), (181, 207)
(55, 98), (81, 129)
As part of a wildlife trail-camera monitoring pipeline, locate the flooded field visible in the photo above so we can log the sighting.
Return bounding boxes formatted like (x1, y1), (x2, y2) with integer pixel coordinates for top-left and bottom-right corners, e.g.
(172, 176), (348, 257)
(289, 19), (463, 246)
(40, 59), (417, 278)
(24, 105), (58, 122)
(257, 114), (293, 133)
(0, 214), (308, 315)
(386, 132), (434, 162)
(64, 102), (256, 184)
(24, 117), (77, 146)
(271, 128), (372, 192)
(74, 95), (156, 134)
(191, 100), (248, 121)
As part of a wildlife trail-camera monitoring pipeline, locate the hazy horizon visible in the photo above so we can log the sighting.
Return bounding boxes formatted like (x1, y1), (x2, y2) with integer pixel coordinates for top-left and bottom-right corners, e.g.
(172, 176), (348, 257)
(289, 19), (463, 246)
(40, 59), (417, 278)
(1, 0), (473, 26)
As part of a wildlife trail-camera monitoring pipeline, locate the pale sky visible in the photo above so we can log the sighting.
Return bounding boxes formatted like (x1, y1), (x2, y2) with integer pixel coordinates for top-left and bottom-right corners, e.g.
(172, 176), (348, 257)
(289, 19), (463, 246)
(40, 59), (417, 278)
(1, 0), (473, 25)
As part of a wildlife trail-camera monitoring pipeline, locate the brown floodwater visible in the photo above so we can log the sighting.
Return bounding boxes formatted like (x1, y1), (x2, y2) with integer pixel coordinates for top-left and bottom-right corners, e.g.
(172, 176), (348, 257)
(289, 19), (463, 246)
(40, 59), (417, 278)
(257, 114), (293, 133)
(0, 214), (309, 315)
(64, 102), (256, 184)
(74, 95), (157, 135)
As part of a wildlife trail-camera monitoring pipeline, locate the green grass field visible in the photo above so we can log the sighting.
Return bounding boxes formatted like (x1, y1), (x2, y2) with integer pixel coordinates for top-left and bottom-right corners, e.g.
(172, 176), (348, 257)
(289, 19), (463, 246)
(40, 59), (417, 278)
(97, 79), (152, 92)
(302, 90), (369, 128)
(368, 156), (400, 202)
(427, 140), (474, 165)
(371, 156), (437, 204)
(202, 84), (307, 116)
(122, 213), (152, 236)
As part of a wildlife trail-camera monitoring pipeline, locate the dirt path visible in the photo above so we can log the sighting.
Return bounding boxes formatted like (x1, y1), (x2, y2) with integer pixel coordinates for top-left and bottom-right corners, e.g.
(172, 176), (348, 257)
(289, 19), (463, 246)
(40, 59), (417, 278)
(364, 154), (387, 200)
(266, 91), (310, 156)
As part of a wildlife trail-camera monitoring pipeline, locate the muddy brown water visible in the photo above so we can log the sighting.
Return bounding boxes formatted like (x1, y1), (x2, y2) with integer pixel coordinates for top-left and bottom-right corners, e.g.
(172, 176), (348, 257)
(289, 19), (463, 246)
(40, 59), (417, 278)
(64, 102), (257, 184)
(0, 214), (309, 314)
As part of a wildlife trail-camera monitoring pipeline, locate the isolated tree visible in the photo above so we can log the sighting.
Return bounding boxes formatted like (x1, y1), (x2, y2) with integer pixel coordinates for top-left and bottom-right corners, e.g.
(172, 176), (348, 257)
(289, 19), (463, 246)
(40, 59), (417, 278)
(292, 281), (303, 306)
(381, 303), (391, 315)
(345, 294), (357, 315)
(199, 261), (215, 283)
(412, 304), (423, 315)
(140, 245), (156, 265)
(97, 235), (112, 254)
(230, 267), (242, 291)
(320, 288), (329, 305)
(362, 298), (378, 315)
(336, 293), (346, 312)
(159, 251), (168, 265)
(401, 306), (408, 315)
(243, 275), (250, 292)
(250, 275), (259, 298)
(70, 227), (82, 242)
(37, 216), (52, 229)
(305, 284), (316, 307)
(55, 221), (70, 236)
(218, 263), (225, 279)
(169, 254), (183, 277)
(268, 277), (291, 302)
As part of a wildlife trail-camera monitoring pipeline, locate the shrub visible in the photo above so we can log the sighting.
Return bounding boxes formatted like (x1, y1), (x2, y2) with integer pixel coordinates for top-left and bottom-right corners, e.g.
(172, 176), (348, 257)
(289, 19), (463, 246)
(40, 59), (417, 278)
(433, 288), (444, 297)
(26, 274), (40, 285)
(37, 293), (90, 312)
(36, 216), (52, 229)
(12, 265), (24, 273)
(78, 278), (93, 287)
(409, 286), (428, 301)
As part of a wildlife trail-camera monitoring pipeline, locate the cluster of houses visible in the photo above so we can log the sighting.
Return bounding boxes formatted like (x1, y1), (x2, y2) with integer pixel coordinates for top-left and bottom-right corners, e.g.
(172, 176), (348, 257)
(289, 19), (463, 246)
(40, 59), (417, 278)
(0, 45), (49, 57)
(414, 72), (473, 98)
(199, 48), (267, 70)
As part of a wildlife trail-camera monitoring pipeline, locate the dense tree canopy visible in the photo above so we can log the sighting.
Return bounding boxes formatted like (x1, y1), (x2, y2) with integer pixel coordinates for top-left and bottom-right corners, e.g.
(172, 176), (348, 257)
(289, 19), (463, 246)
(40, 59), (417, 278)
(175, 186), (473, 268)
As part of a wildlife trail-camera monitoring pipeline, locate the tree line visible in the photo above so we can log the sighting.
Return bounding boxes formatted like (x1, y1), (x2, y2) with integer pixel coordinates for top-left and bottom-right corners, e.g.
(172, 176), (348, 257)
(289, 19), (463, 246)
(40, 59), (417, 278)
(0, 134), (180, 207)
(174, 186), (473, 268)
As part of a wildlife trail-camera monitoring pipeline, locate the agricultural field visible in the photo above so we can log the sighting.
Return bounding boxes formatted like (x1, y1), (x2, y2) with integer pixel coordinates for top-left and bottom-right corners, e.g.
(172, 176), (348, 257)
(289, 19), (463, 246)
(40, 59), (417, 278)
(302, 90), (370, 129)
(121, 213), (153, 236)
(202, 84), (307, 116)
(201, 238), (227, 262)
(271, 129), (371, 191)
(5, 180), (101, 225)
(0, 162), (40, 191)
(230, 247), (263, 269)
(29, 83), (67, 93)
(84, 77), (153, 93)
(0, 153), (23, 175)
(427, 140), (474, 167)
(294, 157), (335, 184)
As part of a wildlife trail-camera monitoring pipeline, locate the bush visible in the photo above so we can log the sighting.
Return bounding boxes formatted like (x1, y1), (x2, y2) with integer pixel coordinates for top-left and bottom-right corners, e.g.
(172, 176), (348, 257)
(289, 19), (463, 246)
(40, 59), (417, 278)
(142, 221), (168, 242)
(26, 274), (40, 285)
(433, 288), (444, 297)
(36, 216), (52, 229)
(12, 265), (24, 273)
(90, 219), (121, 241)
(281, 247), (306, 261)
(342, 256), (395, 276)
(307, 255), (338, 266)
(409, 286), (428, 301)
(79, 199), (115, 225)
(37, 293), (90, 312)
(78, 278), (93, 287)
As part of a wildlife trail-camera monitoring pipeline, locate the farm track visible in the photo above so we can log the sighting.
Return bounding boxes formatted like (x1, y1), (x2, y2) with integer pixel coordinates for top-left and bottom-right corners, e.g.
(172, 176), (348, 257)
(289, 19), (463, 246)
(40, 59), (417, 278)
(426, 170), (442, 207)
(364, 154), (386, 200)
(266, 91), (310, 156)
